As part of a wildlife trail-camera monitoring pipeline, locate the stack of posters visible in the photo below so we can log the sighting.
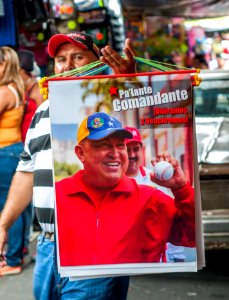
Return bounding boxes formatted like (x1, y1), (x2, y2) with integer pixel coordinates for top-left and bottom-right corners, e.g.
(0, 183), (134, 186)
(48, 71), (205, 279)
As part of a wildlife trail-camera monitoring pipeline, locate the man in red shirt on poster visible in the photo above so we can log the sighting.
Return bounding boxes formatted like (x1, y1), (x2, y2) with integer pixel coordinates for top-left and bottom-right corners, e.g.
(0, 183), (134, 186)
(55, 112), (195, 267)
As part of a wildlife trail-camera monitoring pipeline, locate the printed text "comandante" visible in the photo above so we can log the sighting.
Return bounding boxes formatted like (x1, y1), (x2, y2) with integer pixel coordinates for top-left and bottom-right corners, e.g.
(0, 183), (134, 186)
(113, 89), (188, 112)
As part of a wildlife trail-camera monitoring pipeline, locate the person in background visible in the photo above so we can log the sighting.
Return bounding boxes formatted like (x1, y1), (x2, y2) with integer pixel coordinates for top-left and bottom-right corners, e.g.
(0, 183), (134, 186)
(192, 54), (208, 70)
(0, 32), (135, 299)
(209, 52), (229, 70)
(125, 126), (186, 263)
(0, 46), (25, 276)
(215, 53), (229, 70)
(18, 49), (44, 260)
(18, 49), (43, 143)
(170, 51), (184, 68)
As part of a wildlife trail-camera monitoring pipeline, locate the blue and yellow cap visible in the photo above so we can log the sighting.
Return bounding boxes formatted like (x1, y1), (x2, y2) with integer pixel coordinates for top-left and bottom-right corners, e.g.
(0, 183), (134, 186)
(77, 112), (133, 144)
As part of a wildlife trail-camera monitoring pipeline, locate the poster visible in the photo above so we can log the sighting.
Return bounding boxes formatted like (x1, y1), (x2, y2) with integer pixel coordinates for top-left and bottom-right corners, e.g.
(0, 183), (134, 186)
(48, 71), (204, 279)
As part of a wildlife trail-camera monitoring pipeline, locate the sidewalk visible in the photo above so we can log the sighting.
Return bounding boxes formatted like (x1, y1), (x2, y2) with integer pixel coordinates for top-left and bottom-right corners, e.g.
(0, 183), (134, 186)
(0, 231), (38, 300)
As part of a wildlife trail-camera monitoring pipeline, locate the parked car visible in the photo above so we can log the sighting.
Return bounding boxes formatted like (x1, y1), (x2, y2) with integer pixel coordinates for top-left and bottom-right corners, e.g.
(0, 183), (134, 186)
(194, 70), (229, 249)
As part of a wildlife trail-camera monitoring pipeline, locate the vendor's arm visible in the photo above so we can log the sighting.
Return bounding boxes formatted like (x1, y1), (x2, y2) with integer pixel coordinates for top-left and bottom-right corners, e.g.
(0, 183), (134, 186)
(100, 38), (136, 74)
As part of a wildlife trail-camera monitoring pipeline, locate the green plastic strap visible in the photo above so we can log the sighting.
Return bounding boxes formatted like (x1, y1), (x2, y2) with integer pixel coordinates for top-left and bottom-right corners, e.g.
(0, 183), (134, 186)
(134, 57), (191, 71)
(134, 57), (173, 71)
(77, 64), (109, 77)
(46, 56), (193, 81)
(48, 60), (104, 78)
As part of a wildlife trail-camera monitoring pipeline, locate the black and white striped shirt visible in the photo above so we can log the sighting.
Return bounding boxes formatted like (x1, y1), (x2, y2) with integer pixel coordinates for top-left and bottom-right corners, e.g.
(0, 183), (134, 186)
(17, 100), (55, 232)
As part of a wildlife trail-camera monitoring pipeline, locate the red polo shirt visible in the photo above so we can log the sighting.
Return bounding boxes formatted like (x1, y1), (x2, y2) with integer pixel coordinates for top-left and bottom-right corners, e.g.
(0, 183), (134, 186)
(55, 170), (195, 266)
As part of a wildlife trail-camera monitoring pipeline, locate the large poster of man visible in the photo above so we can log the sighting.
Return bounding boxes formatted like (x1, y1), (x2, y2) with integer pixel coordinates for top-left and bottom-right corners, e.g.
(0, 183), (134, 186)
(48, 72), (202, 278)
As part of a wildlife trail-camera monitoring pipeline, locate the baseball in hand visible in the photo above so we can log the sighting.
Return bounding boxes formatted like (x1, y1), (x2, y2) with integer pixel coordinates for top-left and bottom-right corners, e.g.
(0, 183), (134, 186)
(154, 161), (174, 181)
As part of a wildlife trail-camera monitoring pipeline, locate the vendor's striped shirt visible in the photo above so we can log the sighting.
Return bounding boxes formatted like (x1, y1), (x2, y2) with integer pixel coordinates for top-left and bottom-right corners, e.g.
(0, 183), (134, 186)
(17, 100), (54, 232)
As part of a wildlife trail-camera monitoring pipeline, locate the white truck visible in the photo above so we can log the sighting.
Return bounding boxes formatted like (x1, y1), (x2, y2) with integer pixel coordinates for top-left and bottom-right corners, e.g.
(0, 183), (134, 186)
(194, 70), (229, 249)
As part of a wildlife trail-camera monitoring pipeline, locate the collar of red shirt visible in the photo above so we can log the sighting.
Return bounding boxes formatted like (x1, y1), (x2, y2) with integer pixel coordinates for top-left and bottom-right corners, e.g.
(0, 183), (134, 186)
(61, 170), (136, 196)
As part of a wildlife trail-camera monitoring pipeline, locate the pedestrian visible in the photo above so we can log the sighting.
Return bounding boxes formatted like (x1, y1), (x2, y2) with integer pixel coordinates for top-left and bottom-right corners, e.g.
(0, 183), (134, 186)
(18, 49), (43, 143)
(55, 112), (195, 266)
(125, 126), (187, 262)
(18, 49), (44, 259)
(0, 46), (25, 275)
(0, 32), (135, 299)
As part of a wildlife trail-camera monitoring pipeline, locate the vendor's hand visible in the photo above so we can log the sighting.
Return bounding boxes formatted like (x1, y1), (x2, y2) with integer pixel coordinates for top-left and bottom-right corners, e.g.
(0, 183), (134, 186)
(0, 227), (7, 267)
(150, 151), (187, 190)
(100, 38), (136, 74)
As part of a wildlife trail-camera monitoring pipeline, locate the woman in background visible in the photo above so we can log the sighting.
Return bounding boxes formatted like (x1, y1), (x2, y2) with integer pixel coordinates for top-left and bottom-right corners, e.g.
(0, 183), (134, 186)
(18, 49), (43, 143)
(0, 46), (25, 276)
(18, 49), (43, 258)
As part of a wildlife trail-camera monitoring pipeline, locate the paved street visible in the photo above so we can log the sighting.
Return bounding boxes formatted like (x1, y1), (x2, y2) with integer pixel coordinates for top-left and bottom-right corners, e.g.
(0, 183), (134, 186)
(0, 233), (37, 300)
(0, 243), (229, 300)
(0, 261), (34, 300)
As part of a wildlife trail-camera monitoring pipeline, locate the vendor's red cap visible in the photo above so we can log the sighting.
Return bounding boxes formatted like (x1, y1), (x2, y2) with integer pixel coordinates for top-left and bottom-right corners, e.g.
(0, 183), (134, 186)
(48, 32), (100, 58)
(124, 127), (142, 145)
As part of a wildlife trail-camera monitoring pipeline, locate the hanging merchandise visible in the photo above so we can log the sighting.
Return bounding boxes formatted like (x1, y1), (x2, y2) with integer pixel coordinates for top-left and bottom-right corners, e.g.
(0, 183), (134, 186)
(14, 0), (48, 30)
(77, 7), (107, 25)
(52, 0), (124, 52)
(55, 18), (79, 34)
(73, 0), (104, 11)
(51, 0), (76, 19)
(84, 27), (108, 46)
(74, 0), (109, 49)
(51, 0), (78, 34)
(187, 26), (208, 56)
(52, 0), (105, 35)
(74, 0), (124, 52)
(76, 7), (108, 47)
(14, 0), (52, 42)
(14, 0), (53, 77)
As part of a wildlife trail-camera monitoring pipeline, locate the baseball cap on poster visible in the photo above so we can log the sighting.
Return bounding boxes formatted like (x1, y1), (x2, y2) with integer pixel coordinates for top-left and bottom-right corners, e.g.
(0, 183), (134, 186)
(77, 112), (133, 144)
(124, 127), (142, 145)
(48, 32), (100, 58)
